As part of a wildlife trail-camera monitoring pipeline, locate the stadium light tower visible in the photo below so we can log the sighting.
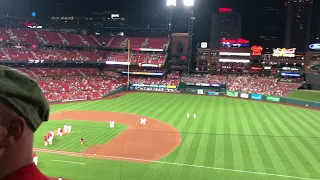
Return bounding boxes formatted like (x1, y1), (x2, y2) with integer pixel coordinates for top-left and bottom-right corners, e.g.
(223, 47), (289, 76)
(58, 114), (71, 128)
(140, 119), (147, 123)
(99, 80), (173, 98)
(167, 0), (176, 6)
(166, 0), (195, 72)
(183, 0), (194, 6)
(166, 0), (176, 33)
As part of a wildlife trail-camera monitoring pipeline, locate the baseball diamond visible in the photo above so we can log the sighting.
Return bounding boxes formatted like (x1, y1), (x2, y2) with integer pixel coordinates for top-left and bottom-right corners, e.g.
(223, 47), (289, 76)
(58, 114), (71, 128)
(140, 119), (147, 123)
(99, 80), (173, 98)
(33, 92), (320, 180)
(1, 1), (320, 180)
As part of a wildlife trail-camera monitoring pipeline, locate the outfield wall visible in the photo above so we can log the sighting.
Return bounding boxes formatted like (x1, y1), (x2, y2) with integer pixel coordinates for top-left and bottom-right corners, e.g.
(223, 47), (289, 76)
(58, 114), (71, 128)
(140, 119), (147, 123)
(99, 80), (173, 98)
(225, 91), (320, 109)
(127, 85), (320, 109)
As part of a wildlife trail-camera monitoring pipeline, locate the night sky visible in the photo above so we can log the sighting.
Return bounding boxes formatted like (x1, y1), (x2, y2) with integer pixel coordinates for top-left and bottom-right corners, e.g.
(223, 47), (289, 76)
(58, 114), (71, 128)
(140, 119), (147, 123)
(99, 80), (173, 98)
(1, 0), (319, 44)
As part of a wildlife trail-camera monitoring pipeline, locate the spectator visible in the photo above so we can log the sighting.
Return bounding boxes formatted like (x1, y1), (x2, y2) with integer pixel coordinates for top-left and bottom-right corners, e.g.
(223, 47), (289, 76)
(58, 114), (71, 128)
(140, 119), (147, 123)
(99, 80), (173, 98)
(0, 66), (50, 180)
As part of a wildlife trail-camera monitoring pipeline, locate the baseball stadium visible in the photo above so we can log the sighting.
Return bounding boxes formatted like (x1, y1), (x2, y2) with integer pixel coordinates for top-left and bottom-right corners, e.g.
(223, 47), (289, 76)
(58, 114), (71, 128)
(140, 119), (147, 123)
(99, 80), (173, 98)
(1, 1), (320, 180)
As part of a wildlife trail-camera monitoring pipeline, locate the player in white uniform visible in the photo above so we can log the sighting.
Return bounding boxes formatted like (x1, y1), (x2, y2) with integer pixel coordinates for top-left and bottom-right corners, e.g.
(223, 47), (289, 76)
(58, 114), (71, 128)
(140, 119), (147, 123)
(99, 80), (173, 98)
(68, 125), (72, 133)
(50, 130), (55, 139)
(140, 118), (143, 125)
(187, 113), (190, 119)
(33, 152), (38, 166)
(64, 124), (67, 132)
(193, 113), (197, 119)
(57, 128), (62, 136)
(143, 117), (147, 125)
(110, 121), (115, 128)
(47, 132), (53, 145)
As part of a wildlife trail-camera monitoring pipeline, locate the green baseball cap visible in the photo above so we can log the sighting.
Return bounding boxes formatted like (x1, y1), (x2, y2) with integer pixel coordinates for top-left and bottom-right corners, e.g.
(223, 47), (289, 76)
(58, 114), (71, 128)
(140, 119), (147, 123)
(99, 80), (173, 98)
(0, 66), (50, 132)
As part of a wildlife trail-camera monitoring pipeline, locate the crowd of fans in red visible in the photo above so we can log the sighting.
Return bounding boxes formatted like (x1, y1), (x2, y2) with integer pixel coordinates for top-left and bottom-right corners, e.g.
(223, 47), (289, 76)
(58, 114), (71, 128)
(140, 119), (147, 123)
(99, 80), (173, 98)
(0, 48), (167, 64)
(0, 28), (168, 48)
(0, 28), (168, 63)
(14, 67), (302, 102)
(17, 68), (179, 102)
(181, 74), (302, 96)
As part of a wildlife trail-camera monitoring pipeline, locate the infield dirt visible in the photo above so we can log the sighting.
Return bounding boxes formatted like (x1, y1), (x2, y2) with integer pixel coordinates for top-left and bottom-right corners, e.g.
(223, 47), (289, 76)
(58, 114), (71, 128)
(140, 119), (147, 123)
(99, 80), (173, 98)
(44, 111), (182, 164)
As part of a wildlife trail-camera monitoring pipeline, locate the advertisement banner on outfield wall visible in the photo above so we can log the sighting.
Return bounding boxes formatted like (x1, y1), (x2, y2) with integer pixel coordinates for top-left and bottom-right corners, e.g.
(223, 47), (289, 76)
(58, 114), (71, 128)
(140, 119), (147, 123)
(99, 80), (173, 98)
(129, 86), (136, 91)
(159, 85), (167, 88)
(167, 85), (177, 89)
(132, 84), (143, 87)
(197, 89), (204, 95)
(251, 94), (262, 100)
(208, 92), (219, 96)
(240, 93), (249, 98)
(226, 91), (238, 97)
(266, 96), (280, 102)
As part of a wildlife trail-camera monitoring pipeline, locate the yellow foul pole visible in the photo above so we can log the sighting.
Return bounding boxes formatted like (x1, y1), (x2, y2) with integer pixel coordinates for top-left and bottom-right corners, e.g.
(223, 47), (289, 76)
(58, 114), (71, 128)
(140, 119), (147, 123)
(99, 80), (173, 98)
(127, 40), (130, 88)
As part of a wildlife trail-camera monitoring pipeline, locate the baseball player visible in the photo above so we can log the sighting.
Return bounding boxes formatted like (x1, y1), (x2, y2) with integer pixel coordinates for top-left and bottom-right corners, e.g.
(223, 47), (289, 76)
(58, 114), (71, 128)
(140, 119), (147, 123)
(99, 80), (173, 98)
(64, 124), (67, 132)
(59, 128), (63, 137)
(57, 128), (62, 136)
(111, 121), (115, 128)
(68, 125), (72, 133)
(44, 135), (48, 146)
(51, 130), (55, 139)
(140, 118), (143, 125)
(33, 152), (38, 166)
(47, 132), (53, 145)
(193, 113), (197, 119)
(58, 177), (63, 180)
(80, 138), (84, 145)
(109, 121), (113, 128)
(143, 117), (147, 125)
(187, 113), (190, 119)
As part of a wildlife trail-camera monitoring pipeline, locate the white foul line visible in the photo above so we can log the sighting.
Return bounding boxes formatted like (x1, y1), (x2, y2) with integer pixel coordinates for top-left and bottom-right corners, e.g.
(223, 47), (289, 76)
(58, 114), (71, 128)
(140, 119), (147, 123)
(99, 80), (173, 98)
(35, 148), (319, 180)
(52, 160), (85, 165)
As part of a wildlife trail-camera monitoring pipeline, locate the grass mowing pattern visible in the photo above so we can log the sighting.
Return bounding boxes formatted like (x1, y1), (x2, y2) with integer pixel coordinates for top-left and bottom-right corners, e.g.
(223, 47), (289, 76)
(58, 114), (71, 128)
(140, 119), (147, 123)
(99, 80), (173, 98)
(40, 93), (320, 180)
(287, 90), (320, 102)
(34, 120), (127, 152)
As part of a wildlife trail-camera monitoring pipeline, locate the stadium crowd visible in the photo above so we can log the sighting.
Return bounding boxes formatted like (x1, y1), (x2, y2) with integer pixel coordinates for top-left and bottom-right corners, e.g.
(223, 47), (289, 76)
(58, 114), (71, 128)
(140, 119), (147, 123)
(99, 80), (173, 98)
(0, 48), (166, 64)
(0, 28), (169, 49)
(17, 68), (179, 102)
(181, 74), (302, 96)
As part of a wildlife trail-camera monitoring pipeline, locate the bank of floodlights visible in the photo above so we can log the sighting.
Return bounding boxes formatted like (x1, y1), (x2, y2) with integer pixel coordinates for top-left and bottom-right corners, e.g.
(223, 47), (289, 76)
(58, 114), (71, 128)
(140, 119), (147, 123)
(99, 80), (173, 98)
(166, 0), (194, 7)
(167, 0), (176, 6)
(183, 0), (194, 6)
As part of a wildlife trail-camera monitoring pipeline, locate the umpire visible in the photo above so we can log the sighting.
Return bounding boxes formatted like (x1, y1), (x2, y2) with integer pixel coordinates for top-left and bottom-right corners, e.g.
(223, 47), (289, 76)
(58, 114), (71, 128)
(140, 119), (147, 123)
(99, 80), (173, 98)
(0, 66), (50, 180)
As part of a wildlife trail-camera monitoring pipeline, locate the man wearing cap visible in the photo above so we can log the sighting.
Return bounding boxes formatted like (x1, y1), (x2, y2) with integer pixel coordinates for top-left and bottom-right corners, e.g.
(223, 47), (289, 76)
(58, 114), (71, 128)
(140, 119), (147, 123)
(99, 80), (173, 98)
(0, 66), (50, 180)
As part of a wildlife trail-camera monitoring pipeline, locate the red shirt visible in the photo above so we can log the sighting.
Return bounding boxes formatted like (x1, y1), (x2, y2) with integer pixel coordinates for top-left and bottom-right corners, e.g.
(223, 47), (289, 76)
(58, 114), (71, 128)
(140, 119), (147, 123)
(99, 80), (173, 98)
(2, 163), (49, 180)
(44, 136), (48, 141)
(47, 133), (51, 138)
(33, 153), (37, 158)
(60, 129), (63, 133)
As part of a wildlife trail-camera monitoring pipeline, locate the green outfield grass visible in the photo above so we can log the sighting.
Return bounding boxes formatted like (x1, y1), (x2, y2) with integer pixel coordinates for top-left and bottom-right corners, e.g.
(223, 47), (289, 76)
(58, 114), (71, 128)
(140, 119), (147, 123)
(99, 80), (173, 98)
(287, 90), (320, 102)
(37, 93), (320, 180)
(34, 120), (127, 152)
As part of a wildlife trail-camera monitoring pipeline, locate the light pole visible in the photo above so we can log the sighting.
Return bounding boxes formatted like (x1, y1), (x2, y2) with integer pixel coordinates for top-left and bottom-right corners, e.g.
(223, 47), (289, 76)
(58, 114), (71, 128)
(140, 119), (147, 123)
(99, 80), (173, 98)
(166, 0), (176, 34)
(166, 0), (195, 72)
